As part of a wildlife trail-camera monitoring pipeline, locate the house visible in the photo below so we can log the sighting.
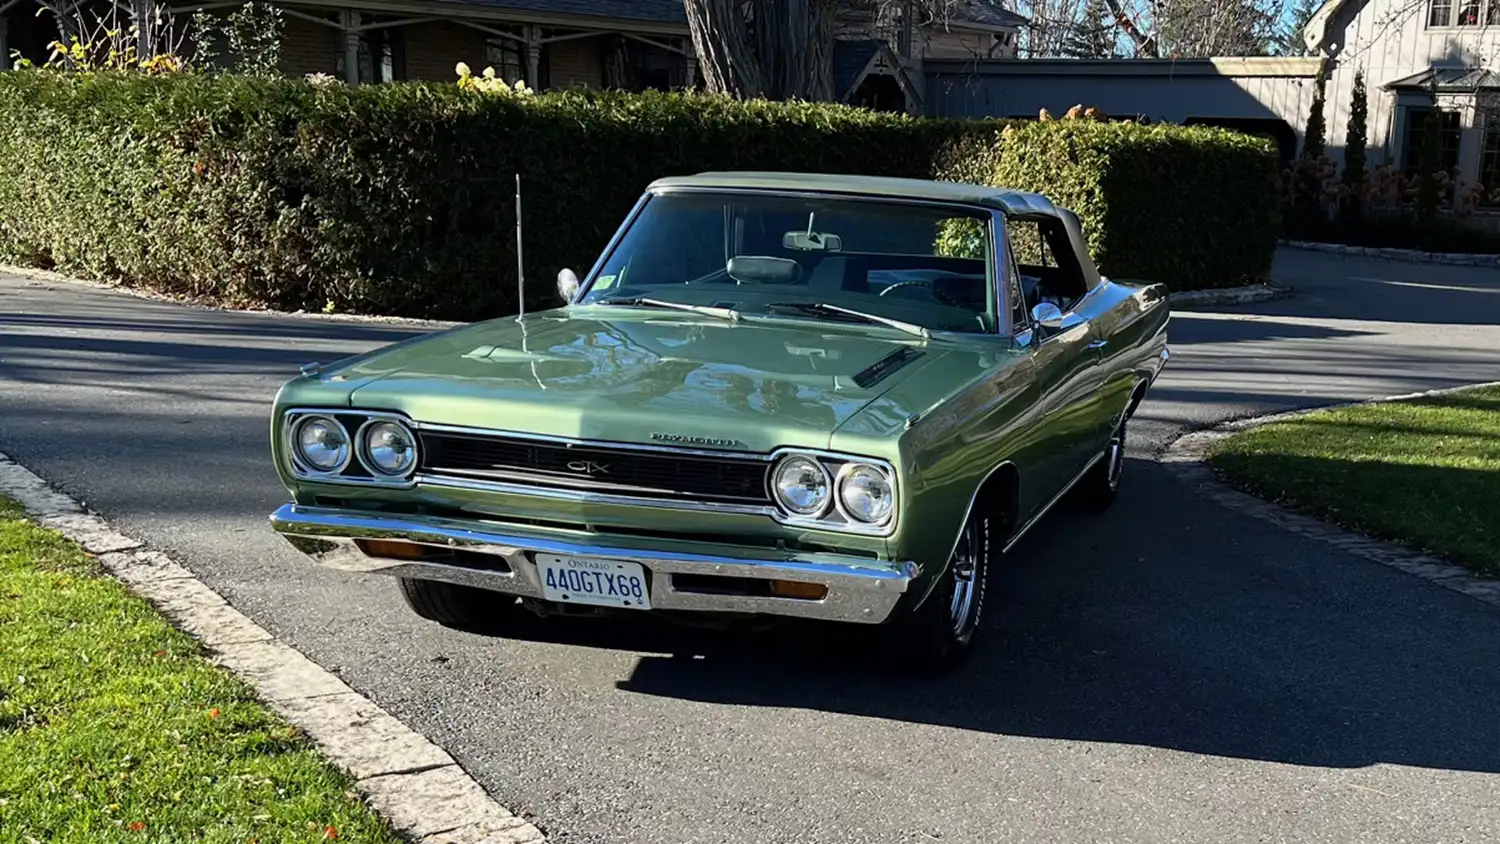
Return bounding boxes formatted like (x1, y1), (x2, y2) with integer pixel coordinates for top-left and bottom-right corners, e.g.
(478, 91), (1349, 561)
(0, 0), (1022, 109)
(1304, 0), (1500, 200)
(0, 0), (696, 87)
(834, 0), (1029, 113)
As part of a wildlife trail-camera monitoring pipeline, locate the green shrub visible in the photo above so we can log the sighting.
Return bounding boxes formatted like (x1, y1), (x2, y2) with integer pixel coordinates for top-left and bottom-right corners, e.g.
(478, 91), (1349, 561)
(981, 120), (1281, 289)
(0, 71), (1278, 319)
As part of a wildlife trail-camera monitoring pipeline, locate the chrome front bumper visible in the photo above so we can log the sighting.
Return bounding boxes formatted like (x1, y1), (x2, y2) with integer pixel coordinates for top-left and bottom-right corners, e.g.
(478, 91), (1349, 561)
(269, 504), (919, 624)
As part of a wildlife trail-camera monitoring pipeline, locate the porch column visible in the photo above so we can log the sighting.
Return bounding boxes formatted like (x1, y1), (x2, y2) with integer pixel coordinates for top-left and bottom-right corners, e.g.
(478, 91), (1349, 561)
(341, 10), (361, 85)
(524, 25), (540, 89)
(683, 54), (697, 89)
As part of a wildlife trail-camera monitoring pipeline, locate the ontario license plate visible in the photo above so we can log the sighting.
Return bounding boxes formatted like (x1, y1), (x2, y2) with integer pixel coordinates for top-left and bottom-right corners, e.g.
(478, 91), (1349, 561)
(534, 554), (651, 610)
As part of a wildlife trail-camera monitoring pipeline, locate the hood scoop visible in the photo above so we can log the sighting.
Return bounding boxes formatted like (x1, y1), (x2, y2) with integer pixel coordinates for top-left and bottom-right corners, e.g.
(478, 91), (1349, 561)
(853, 346), (924, 389)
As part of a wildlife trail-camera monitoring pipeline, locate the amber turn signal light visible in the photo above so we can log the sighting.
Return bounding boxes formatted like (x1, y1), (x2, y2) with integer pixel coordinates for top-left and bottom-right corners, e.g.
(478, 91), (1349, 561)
(356, 539), (427, 560)
(769, 580), (828, 600)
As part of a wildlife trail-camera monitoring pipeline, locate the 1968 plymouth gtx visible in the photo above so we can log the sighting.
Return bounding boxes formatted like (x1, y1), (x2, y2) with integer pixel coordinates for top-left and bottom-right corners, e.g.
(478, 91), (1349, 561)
(268, 172), (1170, 671)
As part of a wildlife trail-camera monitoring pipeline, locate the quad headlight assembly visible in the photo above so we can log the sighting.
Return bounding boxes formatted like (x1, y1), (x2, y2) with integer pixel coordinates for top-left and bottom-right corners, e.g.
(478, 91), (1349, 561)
(283, 409), (419, 487)
(768, 449), (897, 535)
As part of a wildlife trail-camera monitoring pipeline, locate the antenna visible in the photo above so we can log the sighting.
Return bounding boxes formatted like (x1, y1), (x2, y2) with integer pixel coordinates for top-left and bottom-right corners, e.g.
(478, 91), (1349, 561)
(515, 173), (525, 322)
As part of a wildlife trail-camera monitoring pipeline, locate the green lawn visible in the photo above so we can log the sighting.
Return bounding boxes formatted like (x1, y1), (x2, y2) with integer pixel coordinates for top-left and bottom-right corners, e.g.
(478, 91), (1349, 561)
(1207, 385), (1500, 577)
(0, 498), (403, 844)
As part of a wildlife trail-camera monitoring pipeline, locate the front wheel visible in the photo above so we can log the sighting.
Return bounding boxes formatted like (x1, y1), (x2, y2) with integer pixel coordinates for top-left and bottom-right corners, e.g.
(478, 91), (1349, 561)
(887, 504), (994, 675)
(398, 578), (520, 633)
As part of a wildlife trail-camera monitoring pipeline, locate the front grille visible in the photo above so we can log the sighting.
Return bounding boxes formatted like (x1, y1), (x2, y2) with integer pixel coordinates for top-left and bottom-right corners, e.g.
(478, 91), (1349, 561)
(417, 431), (771, 504)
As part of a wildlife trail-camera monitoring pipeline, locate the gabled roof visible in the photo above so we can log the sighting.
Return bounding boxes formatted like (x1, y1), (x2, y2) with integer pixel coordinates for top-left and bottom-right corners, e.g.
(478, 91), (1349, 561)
(1384, 66), (1500, 91)
(942, 0), (1029, 29)
(1302, 0), (1354, 52)
(436, 0), (686, 24)
(834, 40), (882, 99)
(645, 171), (1060, 217)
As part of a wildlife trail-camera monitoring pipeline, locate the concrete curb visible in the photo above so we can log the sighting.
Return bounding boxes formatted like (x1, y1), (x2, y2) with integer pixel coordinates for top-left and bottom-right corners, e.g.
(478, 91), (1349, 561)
(0, 451), (548, 844)
(1280, 239), (1500, 267)
(0, 264), (466, 330)
(1167, 281), (1293, 307)
(1158, 382), (1500, 610)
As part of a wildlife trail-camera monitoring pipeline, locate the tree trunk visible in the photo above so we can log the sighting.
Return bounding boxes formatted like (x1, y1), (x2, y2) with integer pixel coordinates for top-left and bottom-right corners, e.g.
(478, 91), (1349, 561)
(684, 0), (764, 96)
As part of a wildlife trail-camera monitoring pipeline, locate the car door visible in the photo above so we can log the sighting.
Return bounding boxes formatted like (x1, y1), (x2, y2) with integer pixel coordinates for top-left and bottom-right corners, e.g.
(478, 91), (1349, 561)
(1005, 216), (1107, 504)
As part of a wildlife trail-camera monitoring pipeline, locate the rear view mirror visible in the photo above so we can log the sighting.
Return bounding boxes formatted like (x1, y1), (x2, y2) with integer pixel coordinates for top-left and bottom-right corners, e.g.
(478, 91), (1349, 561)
(557, 268), (580, 303)
(782, 230), (843, 252)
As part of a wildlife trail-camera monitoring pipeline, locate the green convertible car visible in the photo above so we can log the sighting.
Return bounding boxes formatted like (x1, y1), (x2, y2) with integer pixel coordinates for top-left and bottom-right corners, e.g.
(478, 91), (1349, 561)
(268, 172), (1170, 671)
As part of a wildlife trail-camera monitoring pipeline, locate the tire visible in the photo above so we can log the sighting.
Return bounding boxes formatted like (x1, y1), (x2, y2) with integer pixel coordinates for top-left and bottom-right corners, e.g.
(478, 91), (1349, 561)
(397, 578), (517, 632)
(888, 504), (995, 675)
(1074, 414), (1127, 512)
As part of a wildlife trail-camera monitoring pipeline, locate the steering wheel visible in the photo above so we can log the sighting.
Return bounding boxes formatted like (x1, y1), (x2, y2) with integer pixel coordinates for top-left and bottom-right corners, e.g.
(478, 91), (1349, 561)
(878, 279), (963, 308)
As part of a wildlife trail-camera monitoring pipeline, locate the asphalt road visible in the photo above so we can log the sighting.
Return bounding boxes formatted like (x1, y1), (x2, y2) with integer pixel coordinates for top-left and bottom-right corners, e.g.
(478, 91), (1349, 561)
(3, 249), (1500, 844)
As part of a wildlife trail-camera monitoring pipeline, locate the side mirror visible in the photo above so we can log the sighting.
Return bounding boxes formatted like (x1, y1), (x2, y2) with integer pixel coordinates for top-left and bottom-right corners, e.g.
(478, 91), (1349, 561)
(1030, 301), (1065, 330)
(557, 268), (580, 304)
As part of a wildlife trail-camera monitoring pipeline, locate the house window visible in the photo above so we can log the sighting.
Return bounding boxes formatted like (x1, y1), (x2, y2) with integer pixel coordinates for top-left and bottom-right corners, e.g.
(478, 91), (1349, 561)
(334, 27), (405, 83)
(1402, 107), (1462, 175)
(486, 37), (524, 85)
(1429, 0), (1486, 24)
(1481, 118), (1500, 204)
(1489, 0), (1500, 24)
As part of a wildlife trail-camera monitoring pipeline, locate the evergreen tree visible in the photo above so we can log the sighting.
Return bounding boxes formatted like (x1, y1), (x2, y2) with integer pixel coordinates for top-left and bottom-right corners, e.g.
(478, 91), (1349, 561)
(1062, 0), (1118, 59)
(1303, 61), (1328, 159)
(1341, 69), (1369, 219)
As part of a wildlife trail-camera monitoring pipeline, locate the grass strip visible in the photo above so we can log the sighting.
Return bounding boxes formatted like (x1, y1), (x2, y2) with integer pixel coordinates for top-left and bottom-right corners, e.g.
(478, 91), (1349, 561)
(0, 498), (404, 843)
(1207, 385), (1500, 577)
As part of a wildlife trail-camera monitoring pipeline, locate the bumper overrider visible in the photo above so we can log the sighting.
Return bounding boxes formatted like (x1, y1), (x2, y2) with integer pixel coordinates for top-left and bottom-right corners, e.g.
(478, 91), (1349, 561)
(269, 504), (920, 624)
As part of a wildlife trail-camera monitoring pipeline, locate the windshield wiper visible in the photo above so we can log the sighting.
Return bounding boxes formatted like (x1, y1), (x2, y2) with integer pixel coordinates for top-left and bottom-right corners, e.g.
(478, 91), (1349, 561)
(762, 302), (929, 339)
(595, 296), (740, 321)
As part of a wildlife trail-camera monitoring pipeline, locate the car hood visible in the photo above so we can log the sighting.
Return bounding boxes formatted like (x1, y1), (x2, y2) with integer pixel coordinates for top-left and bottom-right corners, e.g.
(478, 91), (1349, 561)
(324, 307), (987, 453)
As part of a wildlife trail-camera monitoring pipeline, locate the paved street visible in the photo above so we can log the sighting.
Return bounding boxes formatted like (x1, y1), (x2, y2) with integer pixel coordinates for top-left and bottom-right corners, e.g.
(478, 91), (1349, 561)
(2, 248), (1499, 844)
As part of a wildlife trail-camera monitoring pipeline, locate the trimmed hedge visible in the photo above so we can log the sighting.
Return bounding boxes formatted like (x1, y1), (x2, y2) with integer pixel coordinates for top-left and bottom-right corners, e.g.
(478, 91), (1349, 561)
(983, 120), (1282, 290)
(0, 71), (1277, 320)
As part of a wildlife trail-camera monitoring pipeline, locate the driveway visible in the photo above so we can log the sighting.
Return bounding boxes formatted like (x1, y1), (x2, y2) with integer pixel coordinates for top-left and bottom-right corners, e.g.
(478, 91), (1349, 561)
(2, 248), (1499, 844)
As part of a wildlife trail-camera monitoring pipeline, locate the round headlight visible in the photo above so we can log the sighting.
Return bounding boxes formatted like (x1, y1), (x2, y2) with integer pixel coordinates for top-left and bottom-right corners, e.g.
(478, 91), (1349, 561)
(771, 455), (831, 516)
(294, 416), (350, 472)
(361, 421), (417, 476)
(838, 464), (894, 524)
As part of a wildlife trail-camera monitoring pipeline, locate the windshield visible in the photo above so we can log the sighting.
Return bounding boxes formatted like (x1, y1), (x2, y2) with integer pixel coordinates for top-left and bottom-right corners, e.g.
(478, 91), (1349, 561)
(578, 190), (999, 334)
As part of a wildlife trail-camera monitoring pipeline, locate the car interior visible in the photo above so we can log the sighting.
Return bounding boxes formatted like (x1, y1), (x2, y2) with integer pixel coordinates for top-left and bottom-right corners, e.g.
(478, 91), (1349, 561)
(1008, 215), (1091, 318)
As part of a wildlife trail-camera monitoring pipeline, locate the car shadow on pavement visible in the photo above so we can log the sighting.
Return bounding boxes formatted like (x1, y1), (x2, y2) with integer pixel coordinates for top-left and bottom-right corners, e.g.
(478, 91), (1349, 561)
(482, 459), (1500, 775)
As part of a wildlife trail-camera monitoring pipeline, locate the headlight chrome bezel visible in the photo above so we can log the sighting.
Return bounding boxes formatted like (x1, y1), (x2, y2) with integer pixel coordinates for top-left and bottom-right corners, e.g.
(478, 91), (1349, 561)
(834, 461), (896, 525)
(767, 449), (899, 536)
(282, 408), (420, 488)
(291, 414), (353, 475)
(356, 418), (420, 478)
(770, 454), (834, 518)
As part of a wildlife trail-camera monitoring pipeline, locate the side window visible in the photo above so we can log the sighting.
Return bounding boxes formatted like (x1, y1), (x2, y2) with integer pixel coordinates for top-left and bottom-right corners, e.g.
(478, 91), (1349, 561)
(1007, 215), (1089, 312)
(999, 222), (1029, 332)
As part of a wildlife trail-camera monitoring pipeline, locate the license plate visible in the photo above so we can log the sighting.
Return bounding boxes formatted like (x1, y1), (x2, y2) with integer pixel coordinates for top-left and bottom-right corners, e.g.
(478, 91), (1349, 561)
(534, 554), (651, 610)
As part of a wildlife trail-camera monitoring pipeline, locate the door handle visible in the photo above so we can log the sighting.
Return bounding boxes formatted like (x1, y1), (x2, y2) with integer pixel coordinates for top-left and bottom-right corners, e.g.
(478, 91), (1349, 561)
(1086, 339), (1108, 350)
